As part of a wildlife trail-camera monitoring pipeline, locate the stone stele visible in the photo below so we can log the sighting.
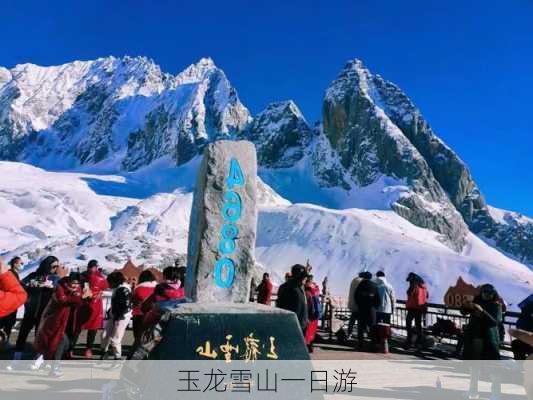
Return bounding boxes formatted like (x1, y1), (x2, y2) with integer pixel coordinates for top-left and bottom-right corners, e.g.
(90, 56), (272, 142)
(185, 140), (258, 303)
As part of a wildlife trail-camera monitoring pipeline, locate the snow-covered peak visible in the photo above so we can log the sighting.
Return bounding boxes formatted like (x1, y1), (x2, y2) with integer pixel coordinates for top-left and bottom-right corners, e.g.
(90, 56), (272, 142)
(248, 100), (310, 140)
(196, 56), (216, 68)
(325, 58), (417, 123)
(324, 58), (429, 168)
(245, 100), (312, 168)
(325, 58), (372, 102)
(175, 57), (220, 85)
(259, 100), (307, 123)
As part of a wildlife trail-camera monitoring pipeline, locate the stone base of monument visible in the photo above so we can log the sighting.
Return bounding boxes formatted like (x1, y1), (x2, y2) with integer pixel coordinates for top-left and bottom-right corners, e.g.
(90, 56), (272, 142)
(148, 303), (310, 360)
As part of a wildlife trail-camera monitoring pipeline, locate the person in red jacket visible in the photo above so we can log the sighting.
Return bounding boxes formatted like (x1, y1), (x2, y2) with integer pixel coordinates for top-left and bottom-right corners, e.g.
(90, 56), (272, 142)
(72, 260), (109, 359)
(405, 272), (429, 348)
(131, 270), (157, 350)
(162, 266), (185, 297)
(0, 257), (25, 346)
(0, 257), (27, 319)
(304, 275), (322, 352)
(34, 273), (91, 377)
(141, 282), (185, 333)
(128, 282), (186, 359)
(256, 273), (273, 305)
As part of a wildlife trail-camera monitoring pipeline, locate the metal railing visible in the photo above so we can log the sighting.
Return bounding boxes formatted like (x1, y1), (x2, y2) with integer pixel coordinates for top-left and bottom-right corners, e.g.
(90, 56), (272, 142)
(13, 291), (521, 353)
(332, 300), (520, 350)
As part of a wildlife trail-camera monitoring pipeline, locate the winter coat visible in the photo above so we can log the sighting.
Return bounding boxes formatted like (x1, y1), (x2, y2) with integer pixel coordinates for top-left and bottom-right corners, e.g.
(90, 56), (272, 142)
(20, 272), (59, 320)
(347, 277), (363, 312)
(375, 277), (396, 314)
(0, 271), (27, 318)
(354, 279), (380, 313)
(463, 297), (503, 360)
(142, 283), (187, 331)
(164, 282), (184, 299)
(132, 281), (157, 316)
(257, 279), (273, 305)
(34, 280), (82, 359)
(305, 283), (321, 321)
(304, 283), (321, 345)
(406, 282), (428, 311)
(77, 270), (109, 330)
(108, 283), (132, 321)
(276, 279), (308, 331)
(140, 282), (184, 316)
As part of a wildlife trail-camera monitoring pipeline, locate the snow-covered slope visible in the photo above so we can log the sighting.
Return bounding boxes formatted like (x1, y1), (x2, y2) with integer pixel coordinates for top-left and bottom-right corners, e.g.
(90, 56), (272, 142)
(0, 161), (530, 307)
(257, 204), (532, 306)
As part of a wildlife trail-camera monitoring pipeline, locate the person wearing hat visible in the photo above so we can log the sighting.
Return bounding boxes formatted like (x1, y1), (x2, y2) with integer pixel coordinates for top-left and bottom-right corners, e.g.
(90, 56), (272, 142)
(354, 271), (380, 350)
(276, 264), (309, 333)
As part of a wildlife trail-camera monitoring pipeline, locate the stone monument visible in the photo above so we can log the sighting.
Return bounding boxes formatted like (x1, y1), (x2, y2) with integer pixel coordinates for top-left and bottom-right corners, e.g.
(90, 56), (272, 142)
(139, 140), (310, 361)
(186, 140), (257, 303)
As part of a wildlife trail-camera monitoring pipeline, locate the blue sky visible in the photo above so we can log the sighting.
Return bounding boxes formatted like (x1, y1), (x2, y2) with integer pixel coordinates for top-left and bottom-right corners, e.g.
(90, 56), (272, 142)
(1, 0), (532, 216)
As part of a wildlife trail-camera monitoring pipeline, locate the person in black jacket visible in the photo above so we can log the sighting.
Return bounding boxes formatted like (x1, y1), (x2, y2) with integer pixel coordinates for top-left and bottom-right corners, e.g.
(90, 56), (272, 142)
(101, 271), (132, 360)
(354, 271), (380, 350)
(12, 256), (60, 362)
(462, 284), (503, 360)
(276, 264), (309, 333)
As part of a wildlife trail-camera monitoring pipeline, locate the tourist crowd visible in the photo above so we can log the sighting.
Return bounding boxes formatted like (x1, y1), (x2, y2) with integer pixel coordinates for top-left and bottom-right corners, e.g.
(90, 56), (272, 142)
(0, 255), (186, 376)
(271, 264), (532, 362)
(1, 254), (532, 376)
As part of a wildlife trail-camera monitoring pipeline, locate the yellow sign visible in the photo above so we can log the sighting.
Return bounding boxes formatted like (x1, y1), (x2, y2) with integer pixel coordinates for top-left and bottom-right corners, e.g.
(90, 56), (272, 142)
(196, 333), (279, 362)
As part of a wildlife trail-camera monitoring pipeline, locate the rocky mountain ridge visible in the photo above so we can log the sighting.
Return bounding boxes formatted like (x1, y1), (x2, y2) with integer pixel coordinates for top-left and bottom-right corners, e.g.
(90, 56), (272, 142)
(0, 56), (531, 264)
(0, 56), (250, 170)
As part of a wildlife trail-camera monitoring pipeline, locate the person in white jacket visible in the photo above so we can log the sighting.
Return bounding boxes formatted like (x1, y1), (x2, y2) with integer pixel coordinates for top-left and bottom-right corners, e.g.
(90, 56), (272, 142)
(375, 271), (396, 324)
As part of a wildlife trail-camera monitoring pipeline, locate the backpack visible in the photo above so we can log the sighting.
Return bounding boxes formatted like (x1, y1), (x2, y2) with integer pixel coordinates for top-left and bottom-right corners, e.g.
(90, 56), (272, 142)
(407, 284), (428, 310)
(416, 285), (428, 307)
(355, 281), (378, 308)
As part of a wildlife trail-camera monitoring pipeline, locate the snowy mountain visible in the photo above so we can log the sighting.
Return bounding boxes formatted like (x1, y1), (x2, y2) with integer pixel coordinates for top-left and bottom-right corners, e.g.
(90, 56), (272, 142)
(0, 56), (250, 170)
(324, 60), (533, 264)
(249, 59), (532, 263)
(0, 56), (532, 305)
